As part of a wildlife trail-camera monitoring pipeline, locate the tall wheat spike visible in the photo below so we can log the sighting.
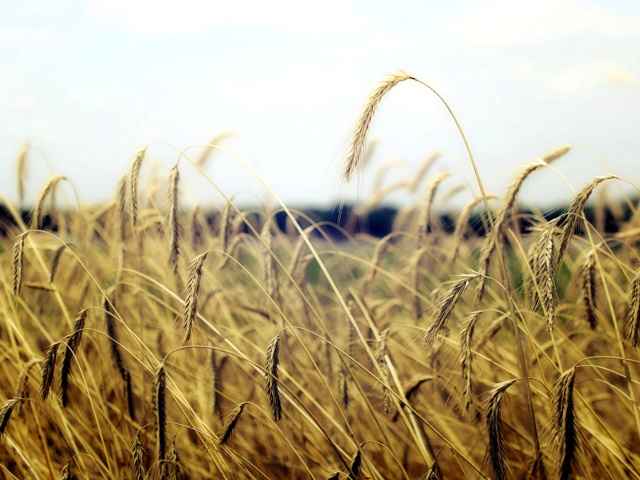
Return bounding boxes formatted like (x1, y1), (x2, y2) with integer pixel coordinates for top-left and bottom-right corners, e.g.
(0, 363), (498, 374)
(60, 309), (87, 407)
(129, 147), (147, 228)
(580, 249), (598, 330)
(131, 431), (146, 480)
(40, 342), (58, 401)
(183, 252), (208, 344)
(416, 172), (451, 246)
(342, 72), (413, 184)
(167, 164), (181, 282)
(11, 232), (27, 297)
(0, 399), (20, 436)
(553, 368), (578, 480)
(485, 379), (517, 480)
(460, 311), (482, 414)
(31, 175), (67, 230)
(16, 140), (29, 204)
(265, 334), (282, 421)
(153, 364), (167, 477)
(218, 402), (247, 446)
(624, 268), (640, 347)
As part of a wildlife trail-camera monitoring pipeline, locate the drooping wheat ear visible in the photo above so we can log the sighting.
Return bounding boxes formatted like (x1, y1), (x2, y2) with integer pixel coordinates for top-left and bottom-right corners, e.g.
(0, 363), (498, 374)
(360, 234), (392, 297)
(218, 402), (247, 446)
(11, 232), (27, 297)
(117, 175), (128, 241)
(131, 431), (146, 480)
(167, 164), (181, 280)
(528, 219), (559, 332)
(392, 375), (433, 421)
(416, 172), (451, 246)
(343, 72), (413, 184)
(553, 367), (578, 480)
(129, 147), (147, 228)
(40, 342), (59, 400)
(17, 140), (29, 204)
(104, 295), (127, 379)
(265, 334), (282, 421)
(580, 250), (597, 330)
(31, 174), (67, 229)
(423, 275), (477, 352)
(623, 268), (640, 348)
(219, 200), (231, 252)
(153, 364), (167, 470)
(557, 175), (616, 262)
(60, 309), (87, 407)
(485, 379), (517, 480)
(183, 252), (208, 345)
(460, 311), (482, 414)
(124, 369), (135, 421)
(168, 436), (181, 480)
(411, 150), (442, 192)
(375, 328), (392, 414)
(451, 194), (497, 263)
(49, 244), (65, 283)
(348, 448), (362, 480)
(0, 398), (20, 436)
(337, 361), (349, 408)
(58, 461), (71, 480)
(261, 217), (276, 300)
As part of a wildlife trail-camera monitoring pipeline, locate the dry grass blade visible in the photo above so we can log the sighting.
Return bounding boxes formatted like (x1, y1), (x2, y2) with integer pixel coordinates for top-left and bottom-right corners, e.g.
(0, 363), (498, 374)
(460, 311), (482, 414)
(423, 275), (476, 351)
(623, 268), (640, 348)
(60, 309), (87, 407)
(485, 379), (517, 480)
(343, 72), (413, 183)
(11, 232), (27, 297)
(553, 368), (578, 480)
(30, 174), (67, 230)
(218, 402), (247, 446)
(0, 399), (20, 436)
(557, 175), (616, 262)
(40, 342), (58, 401)
(580, 250), (597, 330)
(129, 147), (147, 228)
(131, 431), (146, 480)
(265, 334), (282, 421)
(153, 364), (167, 469)
(183, 252), (208, 344)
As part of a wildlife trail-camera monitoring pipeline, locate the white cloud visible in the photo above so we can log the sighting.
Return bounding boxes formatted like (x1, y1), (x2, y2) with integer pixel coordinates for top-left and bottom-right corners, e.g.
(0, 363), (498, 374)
(89, 0), (374, 37)
(438, 0), (640, 46)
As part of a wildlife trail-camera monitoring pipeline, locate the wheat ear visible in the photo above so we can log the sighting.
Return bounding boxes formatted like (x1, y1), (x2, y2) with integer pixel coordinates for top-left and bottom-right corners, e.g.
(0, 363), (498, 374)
(423, 275), (476, 351)
(360, 234), (392, 296)
(218, 200), (231, 252)
(58, 461), (71, 480)
(218, 402), (247, 446)
(17, 140), (29, 204)
(375, 328), (392, 414)
(167, 164), (181, 281)
(104, 296), (127, 379)
(49, 244), (66, 283)
(261, 217), (276, 300)
(451, 194), (496, 263)
(0, 399), (20, 436)
(265, 334), (283, 421)
(343, 73), (413, 183)
(183, 252), (208, 344)
(31, 174), (67, 229)
(460, 311), (482, 414)
(557, 175), (616, 262)
(553, 368), (578, 480)
(338, 361), (349, 408)
(416, 172), (451, 246)
(153, 364), (167, 474)
(40, 342), (59, 400)
(624, 268), (640, 347)
(168, 436), (181, 480)
(131, 431), (146, 480)
(11, 232), (27, 297)
(580, 250), (597, 330)
(528, 220), (559, 332)
(485, 379), (517, 480)
(15, 358), (40, 404)
(348, 448), (362, 480)
(129, 147), (147, 228)
(60, 309), (87, 407)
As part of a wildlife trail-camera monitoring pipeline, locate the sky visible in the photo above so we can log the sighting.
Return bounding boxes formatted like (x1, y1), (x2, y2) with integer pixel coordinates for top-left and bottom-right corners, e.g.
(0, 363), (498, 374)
(1, 0), (639, 212)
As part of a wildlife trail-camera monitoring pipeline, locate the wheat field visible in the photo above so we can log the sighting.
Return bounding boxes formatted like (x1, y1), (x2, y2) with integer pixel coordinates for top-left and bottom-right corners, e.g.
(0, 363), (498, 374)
(1, 73), (639, 480)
